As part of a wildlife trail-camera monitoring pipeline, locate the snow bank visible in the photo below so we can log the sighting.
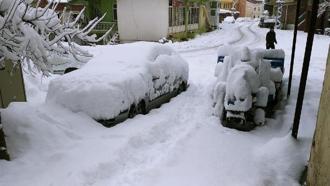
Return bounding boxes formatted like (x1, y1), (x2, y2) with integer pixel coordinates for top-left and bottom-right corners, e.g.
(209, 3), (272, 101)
(2, 103), (101, 158)
(46, 42), (188, 120)
(254, 135), (306, 185)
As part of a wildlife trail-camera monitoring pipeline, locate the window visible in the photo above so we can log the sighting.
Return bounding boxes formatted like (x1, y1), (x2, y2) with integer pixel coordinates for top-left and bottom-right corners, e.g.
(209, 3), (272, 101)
(211, 10), (216, 16)
(113, 3), (117, 21)
(211, 1), (217, 8)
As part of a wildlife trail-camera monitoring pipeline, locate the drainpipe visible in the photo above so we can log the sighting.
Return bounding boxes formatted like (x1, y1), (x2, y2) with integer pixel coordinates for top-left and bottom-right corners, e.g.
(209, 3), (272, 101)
(288, 0), (302, 97)
(292, 0), (319, 139)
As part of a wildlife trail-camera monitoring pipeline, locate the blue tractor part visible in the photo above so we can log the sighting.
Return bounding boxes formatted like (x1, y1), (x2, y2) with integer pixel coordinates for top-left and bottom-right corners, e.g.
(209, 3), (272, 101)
(263, 57), (285, 73)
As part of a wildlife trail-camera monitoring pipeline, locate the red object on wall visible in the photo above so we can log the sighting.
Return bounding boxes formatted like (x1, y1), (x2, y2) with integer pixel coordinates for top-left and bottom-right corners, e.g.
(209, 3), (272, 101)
(172, 0), (184, 7)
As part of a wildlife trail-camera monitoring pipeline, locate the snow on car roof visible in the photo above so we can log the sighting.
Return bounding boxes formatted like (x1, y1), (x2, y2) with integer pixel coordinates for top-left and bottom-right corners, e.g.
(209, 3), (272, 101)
(46, 42), (188, 120)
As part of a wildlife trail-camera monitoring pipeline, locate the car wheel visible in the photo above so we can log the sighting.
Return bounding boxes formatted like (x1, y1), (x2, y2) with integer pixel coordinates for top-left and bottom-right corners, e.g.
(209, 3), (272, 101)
(137, 100), (147, 115)
(178, 82), (187, 93)
(128, 105), (137, 118)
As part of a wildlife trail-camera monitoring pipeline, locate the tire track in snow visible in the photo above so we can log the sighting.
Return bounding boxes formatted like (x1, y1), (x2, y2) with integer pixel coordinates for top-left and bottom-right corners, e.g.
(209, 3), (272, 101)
(82, 85), (212, 186)
(179, 22), (261, 58)
(229, 23), (259, 46)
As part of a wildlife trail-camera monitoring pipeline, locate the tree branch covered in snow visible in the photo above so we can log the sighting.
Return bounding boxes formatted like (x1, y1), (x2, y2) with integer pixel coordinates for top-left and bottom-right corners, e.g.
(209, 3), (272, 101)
(0, 0), (112, 75)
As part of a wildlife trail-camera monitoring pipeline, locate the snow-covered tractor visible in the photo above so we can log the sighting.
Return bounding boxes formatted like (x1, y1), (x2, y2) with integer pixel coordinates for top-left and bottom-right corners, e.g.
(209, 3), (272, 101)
(213, 46), (285, 131)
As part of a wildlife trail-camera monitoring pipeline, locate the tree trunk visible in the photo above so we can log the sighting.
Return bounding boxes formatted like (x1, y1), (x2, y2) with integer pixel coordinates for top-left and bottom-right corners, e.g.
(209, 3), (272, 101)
(199, 5), (205, 30)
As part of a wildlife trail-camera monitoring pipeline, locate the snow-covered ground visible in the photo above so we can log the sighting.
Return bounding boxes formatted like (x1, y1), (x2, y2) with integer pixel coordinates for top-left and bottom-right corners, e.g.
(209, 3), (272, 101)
(1, 21), (329, 186)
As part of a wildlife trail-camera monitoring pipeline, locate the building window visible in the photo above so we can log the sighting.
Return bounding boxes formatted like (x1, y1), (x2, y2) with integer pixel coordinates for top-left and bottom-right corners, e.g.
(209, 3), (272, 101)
(113, 3), (117, 21)
(211, 10), (216, 16)
(211, 1), (217, 9)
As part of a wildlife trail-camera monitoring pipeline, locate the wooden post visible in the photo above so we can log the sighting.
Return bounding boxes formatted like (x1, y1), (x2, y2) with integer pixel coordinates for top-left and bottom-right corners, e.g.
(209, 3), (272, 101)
(306, 46), (330, 185)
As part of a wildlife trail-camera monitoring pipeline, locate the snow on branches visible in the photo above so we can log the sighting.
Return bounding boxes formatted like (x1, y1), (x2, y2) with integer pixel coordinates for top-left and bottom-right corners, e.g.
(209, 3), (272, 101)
(0, 0), (113, 74)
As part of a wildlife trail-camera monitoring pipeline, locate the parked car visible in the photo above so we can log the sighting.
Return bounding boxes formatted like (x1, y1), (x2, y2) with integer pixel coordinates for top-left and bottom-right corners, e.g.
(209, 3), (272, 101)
(48, 54), (89, 75)
(47, 42), (189, 127)
(259, 17), (276, 28)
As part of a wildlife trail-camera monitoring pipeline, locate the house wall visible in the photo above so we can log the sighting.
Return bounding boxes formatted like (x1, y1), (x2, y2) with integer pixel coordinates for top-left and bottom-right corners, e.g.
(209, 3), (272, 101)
(118, 0), (168, 42)
(307, 46), (330, 186)
(245, 0), (263, 18)
(238, 0), (247, 17)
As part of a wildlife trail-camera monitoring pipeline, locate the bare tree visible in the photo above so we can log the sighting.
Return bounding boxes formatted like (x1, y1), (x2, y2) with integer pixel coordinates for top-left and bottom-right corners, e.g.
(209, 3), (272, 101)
(0, 0), (113, 75)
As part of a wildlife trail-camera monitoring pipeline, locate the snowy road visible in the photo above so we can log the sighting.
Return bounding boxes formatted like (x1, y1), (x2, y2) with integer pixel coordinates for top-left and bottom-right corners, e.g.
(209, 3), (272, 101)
(1, 22), (329, 186)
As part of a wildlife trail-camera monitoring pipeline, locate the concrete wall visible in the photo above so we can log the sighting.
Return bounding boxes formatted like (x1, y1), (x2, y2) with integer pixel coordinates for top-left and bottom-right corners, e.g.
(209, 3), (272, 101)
(117, 0), (169, 42)
(307, 46), (330, 186)
(0, 59), (26, 161)
(0, 60), (26, 108)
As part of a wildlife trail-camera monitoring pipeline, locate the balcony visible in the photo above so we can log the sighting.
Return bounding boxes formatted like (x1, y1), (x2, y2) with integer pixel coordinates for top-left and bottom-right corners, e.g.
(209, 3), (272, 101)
(93, 22), (117, 33)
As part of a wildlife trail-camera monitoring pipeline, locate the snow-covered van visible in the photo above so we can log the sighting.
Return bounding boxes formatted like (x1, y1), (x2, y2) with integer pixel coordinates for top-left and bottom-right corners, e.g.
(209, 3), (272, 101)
(46, 42), (189, 126)
(213, 46), (284, 131)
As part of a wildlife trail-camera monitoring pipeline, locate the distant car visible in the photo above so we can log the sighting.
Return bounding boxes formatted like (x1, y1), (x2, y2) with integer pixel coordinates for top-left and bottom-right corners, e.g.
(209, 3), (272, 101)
(47, 42), (189, 127)
(259, 17), (276, 28)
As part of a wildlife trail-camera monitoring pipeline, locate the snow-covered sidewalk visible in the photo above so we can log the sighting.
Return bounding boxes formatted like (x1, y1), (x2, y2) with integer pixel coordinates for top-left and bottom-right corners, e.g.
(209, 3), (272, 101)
(0, 22), (329, 186)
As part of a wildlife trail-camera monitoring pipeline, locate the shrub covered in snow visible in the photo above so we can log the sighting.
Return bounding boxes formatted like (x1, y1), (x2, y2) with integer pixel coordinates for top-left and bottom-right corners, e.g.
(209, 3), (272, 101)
(0, 0), (112, 74)
(46, 42), (189, 121)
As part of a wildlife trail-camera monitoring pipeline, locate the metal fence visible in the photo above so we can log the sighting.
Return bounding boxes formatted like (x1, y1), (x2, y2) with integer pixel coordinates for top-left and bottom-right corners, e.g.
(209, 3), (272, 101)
(169, 6), (199, 33)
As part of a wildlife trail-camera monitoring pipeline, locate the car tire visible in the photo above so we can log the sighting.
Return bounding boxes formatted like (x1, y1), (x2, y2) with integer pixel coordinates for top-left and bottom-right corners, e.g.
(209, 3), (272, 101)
(128, 105), (137, 118)
(178, 82), (187, 93)
(137, 100), (147, 115)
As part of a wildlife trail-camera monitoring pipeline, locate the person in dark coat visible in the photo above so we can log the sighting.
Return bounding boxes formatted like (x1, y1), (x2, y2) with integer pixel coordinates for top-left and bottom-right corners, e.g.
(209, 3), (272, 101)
(266, 26), (277, 49)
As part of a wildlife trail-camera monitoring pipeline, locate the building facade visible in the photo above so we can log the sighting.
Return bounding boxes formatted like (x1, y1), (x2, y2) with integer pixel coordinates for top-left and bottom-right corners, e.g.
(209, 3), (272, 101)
(236, 0), (263, 18)
(118, 0), (210, 42)
(245, 0), (263, 18)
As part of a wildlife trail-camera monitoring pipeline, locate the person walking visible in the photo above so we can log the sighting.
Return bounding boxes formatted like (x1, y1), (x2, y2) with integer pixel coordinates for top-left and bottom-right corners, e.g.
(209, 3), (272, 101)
(266, 26), (277, 49)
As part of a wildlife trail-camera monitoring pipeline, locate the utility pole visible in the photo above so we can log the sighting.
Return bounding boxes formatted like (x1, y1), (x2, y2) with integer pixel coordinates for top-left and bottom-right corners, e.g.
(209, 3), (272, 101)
(288, 0), (302, 97)
(292, 0), (319, 139)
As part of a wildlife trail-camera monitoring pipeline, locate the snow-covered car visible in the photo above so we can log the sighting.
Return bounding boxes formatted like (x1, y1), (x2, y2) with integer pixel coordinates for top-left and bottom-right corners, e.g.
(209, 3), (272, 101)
(48, 54), (89, 75)
(46, 42), (189, 126)
(213, 46), (284, 131)
(259, 17), (276, 28)
(223, 16), (235, 24)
